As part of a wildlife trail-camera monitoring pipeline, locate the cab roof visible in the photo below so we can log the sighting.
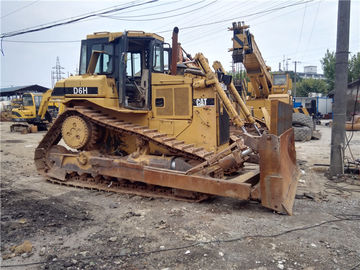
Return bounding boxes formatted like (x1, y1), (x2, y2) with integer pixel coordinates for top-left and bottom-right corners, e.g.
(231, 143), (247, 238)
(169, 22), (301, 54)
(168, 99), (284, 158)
(86, 31), (164, 42)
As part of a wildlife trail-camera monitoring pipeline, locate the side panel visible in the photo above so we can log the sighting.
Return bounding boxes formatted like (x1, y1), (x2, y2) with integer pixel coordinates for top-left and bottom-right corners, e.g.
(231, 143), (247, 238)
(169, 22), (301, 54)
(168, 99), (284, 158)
(151, 75), (192, 120)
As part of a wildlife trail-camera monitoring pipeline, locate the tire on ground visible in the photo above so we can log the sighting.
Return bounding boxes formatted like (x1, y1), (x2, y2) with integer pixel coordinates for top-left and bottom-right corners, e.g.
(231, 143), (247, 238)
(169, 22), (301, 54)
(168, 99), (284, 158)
(292, 113), (314, 130)
(293, 126), (312, 141)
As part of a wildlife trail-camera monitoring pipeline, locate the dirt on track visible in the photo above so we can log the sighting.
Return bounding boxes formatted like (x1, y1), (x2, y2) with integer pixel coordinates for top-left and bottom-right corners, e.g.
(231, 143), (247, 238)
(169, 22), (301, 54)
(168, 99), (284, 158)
(1, 121), (360, 270)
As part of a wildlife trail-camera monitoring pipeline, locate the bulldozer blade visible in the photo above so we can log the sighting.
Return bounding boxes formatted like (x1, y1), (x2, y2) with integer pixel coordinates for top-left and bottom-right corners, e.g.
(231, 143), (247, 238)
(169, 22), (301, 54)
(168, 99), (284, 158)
(257, 128), (299, 215)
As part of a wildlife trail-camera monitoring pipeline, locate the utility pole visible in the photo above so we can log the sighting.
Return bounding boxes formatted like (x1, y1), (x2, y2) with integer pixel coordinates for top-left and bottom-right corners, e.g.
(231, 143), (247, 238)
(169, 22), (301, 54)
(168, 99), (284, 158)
(330, 0), (351, 177)
(284, 57), (291, 71)
(283, 56), (285, 70)
(293, 61), (301, 97)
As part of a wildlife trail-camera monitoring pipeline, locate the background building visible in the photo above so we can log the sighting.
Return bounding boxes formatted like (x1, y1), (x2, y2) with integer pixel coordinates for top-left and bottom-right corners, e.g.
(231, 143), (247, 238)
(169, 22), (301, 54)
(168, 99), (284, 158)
(298, 65), (325, 80)
(0, 85), (48, 100)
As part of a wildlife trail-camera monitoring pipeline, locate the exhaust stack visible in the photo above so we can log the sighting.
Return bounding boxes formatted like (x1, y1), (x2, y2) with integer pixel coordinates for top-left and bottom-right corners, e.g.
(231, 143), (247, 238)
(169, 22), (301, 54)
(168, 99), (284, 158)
(171, 27), (179, 75)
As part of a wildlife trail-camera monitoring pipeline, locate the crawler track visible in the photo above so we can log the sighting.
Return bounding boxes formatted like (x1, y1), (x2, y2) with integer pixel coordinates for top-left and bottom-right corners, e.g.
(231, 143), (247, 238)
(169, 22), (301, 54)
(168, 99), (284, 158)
(35, 106), (215, 201)
(47, 176), (209, 202)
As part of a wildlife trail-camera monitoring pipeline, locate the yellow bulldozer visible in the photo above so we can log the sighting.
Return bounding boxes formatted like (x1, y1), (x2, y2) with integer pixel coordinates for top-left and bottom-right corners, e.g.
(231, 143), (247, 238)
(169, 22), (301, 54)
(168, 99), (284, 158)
(35, 28), (299, 214)
(11, 90), (62, 133)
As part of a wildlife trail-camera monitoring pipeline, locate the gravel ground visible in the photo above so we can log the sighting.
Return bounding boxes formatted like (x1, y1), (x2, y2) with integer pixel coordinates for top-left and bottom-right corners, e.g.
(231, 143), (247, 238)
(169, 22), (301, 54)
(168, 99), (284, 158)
(1, 121), (359, 270)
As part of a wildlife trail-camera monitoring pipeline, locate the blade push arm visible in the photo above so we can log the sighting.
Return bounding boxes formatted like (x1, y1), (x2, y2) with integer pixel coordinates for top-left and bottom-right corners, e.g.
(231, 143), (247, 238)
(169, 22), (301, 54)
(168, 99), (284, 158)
(194, 53), (247, 133)
(213, 61), (261, 135)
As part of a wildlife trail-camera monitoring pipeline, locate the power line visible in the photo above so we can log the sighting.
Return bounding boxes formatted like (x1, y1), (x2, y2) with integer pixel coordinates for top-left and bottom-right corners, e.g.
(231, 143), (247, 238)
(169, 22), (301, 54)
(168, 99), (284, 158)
(107, 0), (177, 16)
(2, 40), (80, 44)
(1, 0), (311, 39)
(0, 0), (40, 19)
(0, 0), (314, 46)
(3, 0), (314, 48)
(181, 1), (288, 45)
(2, 1), (138, 35)
(305, 0), (322, 53)
(157, 0), (313, 34)
(248, 0), (318, 27)
(105, 0), (207, 18)
(179, 0), (286, 42)
(1, 2), (119, 36)
(154, 0), (239, 35)
(101, 0), (217, 22)
(176, 1), (309, 46)
(1, 215), (359, 268)
(295, 2), (308, 57)
(0, 0), (159, 39)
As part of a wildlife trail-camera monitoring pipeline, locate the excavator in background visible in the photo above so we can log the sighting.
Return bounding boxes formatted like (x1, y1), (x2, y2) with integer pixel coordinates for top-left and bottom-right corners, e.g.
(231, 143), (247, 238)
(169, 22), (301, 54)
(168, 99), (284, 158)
(34, 27), (298, 214)
(230, 21), (315, 140)
(11, 90), (63, 133)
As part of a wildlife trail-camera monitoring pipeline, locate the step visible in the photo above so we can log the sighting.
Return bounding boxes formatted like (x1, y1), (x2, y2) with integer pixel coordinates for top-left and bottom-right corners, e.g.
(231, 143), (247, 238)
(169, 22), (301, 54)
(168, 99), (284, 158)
(172, 141), (184, 147)
(150, 133), (167, 139)
(192, 147), (204, 153)
(162, 137), (176, 142)
(133, 126), (147, 131)
(181, 144), (195, 150)
(142, 129), (158, 134)
(203, 151), (214, 158)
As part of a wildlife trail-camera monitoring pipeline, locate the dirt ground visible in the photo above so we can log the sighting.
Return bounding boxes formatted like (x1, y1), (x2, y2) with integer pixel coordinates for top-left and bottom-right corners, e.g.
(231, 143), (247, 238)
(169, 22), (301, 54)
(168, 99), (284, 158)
(1, 121), (359, 270)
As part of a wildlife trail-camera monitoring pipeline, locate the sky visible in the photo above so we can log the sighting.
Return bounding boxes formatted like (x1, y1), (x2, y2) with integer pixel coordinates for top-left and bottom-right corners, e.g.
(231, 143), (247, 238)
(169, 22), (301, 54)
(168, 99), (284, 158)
(1, 0), (359, 89)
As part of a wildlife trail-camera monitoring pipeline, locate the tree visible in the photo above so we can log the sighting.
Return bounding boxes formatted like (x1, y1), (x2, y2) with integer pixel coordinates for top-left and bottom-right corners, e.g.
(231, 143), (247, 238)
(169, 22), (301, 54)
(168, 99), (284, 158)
(321, 50), (360, 91)
(229, 70), (249, 85)
(348, 52), (360, 82)
(287, 70), (301, 83)
(320, 49), (336, 91)
(296, 78), (328, 97)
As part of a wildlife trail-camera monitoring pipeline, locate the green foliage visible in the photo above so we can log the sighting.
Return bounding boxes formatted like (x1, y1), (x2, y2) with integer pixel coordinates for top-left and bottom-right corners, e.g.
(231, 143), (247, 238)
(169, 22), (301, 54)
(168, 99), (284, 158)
(287, 70), (301, 83)
(228, 70), (249, 84)
(296, 78), (328, 97)
(321, 50), (360, 91)
(348, 52), (360, 82)
(320, 49), (336, 91)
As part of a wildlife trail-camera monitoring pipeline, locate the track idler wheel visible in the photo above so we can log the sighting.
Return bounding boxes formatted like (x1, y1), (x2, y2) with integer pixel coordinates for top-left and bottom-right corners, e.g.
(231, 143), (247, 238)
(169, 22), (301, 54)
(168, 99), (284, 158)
(61, 115), (99, 150)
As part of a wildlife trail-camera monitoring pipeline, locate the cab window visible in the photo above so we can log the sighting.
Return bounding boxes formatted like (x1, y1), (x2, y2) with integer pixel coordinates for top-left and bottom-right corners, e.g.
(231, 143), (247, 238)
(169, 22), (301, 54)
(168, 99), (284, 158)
(79, 44), (87, 75)
(34, 95), (42, 107)
(22, 95), (33, 106)
(93, 44), (113, 74)
(273, 74), (287, 85)
(126, 52), (141, 77)
(153, 45), (163, 72)
(79, 42), (113, 75)
(164, 50), (169, 71)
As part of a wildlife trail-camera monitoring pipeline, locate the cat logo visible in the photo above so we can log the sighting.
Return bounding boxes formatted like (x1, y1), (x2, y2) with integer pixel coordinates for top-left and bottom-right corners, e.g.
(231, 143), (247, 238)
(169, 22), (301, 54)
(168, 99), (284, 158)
(193, 98), (214, 107)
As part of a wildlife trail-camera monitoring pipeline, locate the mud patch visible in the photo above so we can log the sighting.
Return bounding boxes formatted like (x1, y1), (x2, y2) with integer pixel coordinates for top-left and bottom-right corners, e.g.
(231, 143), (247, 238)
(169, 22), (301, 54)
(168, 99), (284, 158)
(0, 187), (92, 248)
(1, 139), (26, 144)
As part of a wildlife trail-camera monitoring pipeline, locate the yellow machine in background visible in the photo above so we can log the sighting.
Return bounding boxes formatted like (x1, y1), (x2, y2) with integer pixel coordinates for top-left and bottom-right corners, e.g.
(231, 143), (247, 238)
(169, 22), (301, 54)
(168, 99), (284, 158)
(11, 90), (63, 132)
(11, 98), (23, 109)
(230, 22), (294, 132)
(272, 72), (292, 95)
(35, 28), (298, 214)
(230, 21), (315, 141)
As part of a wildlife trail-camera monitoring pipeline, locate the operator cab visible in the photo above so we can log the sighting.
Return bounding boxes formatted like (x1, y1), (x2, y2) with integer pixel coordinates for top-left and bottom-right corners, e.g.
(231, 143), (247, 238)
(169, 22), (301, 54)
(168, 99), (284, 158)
(22, 93), (43, 114)
(273, 74), (287, 86)
(79, 31), (171, 110)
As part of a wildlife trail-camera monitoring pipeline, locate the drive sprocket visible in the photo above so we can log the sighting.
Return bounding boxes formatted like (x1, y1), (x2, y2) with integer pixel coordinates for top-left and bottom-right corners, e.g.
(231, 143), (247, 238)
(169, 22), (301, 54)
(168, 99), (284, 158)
(61, 115), (91, 150)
